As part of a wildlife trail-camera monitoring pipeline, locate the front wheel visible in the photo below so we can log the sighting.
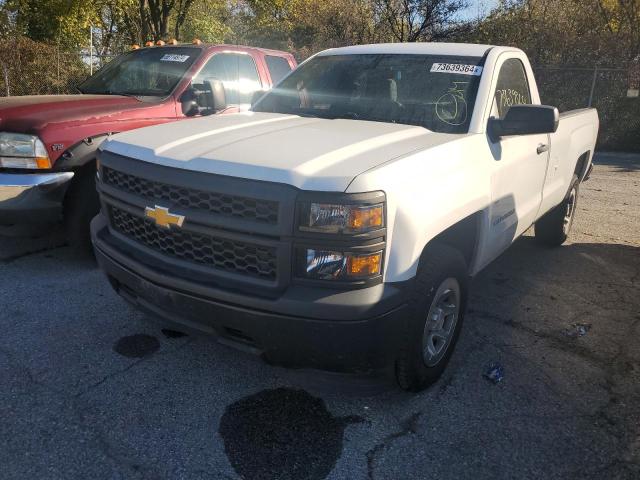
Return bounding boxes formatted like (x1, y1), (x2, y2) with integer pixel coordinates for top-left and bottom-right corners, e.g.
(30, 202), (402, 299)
(535, 175), (579, 247)
(63, 165), (100, 252)
(396, 244), (468, 392)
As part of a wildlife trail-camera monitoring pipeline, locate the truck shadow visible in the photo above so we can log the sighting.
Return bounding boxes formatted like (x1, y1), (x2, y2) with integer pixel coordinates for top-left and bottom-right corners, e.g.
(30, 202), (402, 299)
(202, 237), (639, 479)
(594, 151), (640, 172)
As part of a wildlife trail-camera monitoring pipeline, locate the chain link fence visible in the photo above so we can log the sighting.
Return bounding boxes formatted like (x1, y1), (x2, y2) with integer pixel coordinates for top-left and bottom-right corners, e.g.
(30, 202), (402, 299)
(0, 38), (638, 152)
(0, 37), (119, 97)
(534, 64), (640, 152)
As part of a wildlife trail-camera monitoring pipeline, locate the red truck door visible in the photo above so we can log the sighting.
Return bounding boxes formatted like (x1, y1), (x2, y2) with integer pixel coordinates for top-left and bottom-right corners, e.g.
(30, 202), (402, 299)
(182, 51), (266, 114)
(177, 48), (296, 117)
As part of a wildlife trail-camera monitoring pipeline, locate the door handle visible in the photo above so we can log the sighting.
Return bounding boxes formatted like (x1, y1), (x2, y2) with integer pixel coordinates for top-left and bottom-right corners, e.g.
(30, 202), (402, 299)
(537, 143), (549, 155)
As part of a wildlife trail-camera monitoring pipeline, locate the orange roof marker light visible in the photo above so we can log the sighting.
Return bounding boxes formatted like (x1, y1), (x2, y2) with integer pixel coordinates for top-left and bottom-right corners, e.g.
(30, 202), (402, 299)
(168, 39), (178, 45)
(156, 40), (165, 46)
(131, 44), (140, 50)
(192, 38), (202, 45)
(144, 41), (154, 47)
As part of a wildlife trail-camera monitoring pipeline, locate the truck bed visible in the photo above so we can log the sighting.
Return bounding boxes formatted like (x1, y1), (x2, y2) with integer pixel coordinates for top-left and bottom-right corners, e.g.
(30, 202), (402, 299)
(540, 107), (599, 216)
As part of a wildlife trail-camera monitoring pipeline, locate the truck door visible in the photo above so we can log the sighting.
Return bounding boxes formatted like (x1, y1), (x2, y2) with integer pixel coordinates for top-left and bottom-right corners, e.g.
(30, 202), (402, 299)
(190, 52), (264, 113)
(484, 58), (550, 261)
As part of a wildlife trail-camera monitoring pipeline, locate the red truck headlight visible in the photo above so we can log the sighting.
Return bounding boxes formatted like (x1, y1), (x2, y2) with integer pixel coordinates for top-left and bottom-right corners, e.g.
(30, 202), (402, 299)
(0, 132), (51, 169)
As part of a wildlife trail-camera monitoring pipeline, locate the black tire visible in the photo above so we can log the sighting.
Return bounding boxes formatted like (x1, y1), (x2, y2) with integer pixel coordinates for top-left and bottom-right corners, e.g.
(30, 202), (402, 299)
(534, 175), (579, 247)
(63, 165), (100, 252)
(396, 243), (469, 392)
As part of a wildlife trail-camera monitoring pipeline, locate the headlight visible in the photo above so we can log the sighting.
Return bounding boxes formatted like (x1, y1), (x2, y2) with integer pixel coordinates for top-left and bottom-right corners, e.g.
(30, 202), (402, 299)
(0, 132), (51, 169)
(295, 192), (386, 283)
(297, 249), (383, 280)
(298, 202), (384, 234)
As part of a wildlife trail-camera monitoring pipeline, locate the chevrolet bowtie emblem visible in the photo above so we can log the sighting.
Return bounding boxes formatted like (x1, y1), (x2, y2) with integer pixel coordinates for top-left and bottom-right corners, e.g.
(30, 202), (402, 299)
(144, 205), (185, 229)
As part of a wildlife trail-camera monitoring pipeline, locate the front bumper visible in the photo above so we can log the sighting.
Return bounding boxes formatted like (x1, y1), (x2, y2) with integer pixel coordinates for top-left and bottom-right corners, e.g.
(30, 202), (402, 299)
(0, 172), (74, 224)
(91, 214), (409, 373)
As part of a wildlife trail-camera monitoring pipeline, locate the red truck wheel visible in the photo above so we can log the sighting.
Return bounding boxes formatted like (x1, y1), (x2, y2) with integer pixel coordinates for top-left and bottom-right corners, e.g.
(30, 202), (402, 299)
(63, 166), (100, 252)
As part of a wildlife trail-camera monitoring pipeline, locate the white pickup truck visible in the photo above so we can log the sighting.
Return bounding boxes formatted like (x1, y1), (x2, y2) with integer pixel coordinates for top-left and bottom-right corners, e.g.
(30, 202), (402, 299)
(91, 43), (599, 391)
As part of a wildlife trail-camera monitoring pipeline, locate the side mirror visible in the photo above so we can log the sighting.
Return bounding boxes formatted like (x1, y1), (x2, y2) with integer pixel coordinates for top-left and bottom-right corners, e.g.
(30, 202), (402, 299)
(203, 78), (227, 112)
(180, 87), (200, 117)
(489, 105), (559, 142)
(179, 78), (227, 117)
(251, 90), (267, 107)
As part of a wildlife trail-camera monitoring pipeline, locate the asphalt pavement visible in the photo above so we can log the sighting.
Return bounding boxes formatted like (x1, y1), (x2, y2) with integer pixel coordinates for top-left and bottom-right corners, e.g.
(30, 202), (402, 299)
(1, 152), (639, 480)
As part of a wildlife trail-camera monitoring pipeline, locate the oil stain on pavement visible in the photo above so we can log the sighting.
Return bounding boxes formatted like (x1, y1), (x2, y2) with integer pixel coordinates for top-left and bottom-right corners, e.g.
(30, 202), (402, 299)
(113, 334), (160, 358)
(219, 387), (363, 480)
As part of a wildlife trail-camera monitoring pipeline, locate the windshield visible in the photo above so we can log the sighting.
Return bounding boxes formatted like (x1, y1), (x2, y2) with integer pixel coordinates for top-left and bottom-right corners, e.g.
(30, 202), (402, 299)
(78, 47), (200, 97)
(253, 54), (485, 133)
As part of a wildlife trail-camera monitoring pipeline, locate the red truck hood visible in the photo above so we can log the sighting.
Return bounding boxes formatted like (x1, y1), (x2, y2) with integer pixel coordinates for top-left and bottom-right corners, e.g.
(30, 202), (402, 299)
(0, 94), (149, 133)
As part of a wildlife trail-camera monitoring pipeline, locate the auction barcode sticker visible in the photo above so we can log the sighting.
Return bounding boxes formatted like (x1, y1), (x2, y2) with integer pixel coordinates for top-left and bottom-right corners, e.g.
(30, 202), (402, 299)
(430, 63), (483, 76)
(160, 54), (190, 62)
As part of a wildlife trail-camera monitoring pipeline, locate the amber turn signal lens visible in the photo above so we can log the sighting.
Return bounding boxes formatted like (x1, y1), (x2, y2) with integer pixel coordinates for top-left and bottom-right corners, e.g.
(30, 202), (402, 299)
(348, 205), (383, 231)
(35, 157), (51, 169)
(347, 252), (382, 277)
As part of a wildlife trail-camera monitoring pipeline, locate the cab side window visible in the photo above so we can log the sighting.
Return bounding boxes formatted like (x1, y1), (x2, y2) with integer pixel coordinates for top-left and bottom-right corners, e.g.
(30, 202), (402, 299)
(193, 53), (262, 106)
(265, 55), (292, 84)
(493, 59), (531, 119)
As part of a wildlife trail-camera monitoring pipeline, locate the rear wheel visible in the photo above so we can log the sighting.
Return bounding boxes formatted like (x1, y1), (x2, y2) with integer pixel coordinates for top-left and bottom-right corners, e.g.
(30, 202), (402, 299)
(535, 175), (579, 247)
(63, 164), (100, 252)
(396, 244), (468, 392)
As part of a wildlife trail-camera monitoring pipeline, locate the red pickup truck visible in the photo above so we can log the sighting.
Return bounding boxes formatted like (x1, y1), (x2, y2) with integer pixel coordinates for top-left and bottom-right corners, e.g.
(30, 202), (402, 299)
(0, 43), (296, 248)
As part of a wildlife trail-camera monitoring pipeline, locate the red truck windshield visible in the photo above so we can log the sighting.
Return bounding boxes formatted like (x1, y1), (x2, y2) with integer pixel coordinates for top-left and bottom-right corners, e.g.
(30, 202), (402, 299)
(78, 47), (200, 98)
(253, 54), (485, 133)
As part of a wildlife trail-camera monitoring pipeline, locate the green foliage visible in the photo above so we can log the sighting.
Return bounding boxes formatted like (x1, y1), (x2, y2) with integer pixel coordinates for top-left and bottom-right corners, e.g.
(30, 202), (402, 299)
(464, 0), (640, 66)
(0, 0), (638, 150)
(180, 0), (230, 43)
(0, 36), (88, 96)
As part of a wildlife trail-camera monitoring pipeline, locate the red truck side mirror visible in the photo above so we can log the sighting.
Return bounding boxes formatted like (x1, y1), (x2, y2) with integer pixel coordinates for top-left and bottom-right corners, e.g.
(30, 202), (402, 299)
(180, 78), (227, 117)
(203, 79), (227, 112)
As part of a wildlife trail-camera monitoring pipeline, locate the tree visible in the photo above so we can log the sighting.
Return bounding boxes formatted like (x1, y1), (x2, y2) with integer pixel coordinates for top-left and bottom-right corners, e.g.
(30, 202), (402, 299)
(141, 0), (195, 40)
(466, 0), (640, 65)
(373, 0), (469, 42)
(179, 0), (230, 43)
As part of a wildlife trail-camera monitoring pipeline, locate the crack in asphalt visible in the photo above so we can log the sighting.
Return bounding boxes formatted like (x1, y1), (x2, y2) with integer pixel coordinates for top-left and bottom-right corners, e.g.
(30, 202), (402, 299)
(469, 305), (640, 470)
(76, 336), (196, 398)
(2, 335), (196, 478)
(0, 345), (149, 477)
(366, 411), (421, 480)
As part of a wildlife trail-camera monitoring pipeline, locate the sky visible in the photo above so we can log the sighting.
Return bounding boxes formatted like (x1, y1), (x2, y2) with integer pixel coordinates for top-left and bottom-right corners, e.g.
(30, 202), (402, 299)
(459, 0), (499, 21)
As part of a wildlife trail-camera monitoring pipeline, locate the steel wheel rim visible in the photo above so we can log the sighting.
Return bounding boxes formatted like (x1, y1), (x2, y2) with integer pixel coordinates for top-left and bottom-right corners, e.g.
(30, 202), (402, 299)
(563, 187), (577, 235)
(422, 278), (461, 367)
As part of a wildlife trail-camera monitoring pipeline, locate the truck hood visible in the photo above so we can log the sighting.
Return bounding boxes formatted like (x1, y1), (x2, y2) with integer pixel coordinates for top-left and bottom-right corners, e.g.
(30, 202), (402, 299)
(0, 94), (147, 132)
(103, 112), (462, 191)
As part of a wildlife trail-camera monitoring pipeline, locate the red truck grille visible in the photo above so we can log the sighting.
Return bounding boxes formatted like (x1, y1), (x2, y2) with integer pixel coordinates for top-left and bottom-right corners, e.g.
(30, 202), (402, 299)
(103, 166), (279, 224)
(109, 206), (278, 280)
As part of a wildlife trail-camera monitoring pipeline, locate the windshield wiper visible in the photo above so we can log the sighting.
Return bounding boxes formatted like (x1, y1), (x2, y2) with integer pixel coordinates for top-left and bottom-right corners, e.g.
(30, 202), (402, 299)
(294, 112), (322, 118)
(318, 111), (362, 121)
(101, 90), (148, 98)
